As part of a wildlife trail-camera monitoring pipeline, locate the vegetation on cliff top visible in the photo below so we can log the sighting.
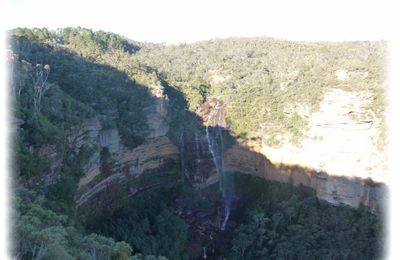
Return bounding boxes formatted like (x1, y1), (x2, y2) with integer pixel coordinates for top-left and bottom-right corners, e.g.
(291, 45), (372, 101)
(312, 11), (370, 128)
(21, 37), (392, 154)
(135, 37), (386, 146)
(11, 27), (385, 147)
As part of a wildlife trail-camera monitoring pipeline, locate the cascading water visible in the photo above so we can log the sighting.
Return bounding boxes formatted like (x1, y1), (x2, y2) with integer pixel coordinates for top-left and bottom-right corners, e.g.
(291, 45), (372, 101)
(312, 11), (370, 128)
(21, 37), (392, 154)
(194, 131), (202, 181)
(179, 132), (186, 185)
(205, 100), (233, 231)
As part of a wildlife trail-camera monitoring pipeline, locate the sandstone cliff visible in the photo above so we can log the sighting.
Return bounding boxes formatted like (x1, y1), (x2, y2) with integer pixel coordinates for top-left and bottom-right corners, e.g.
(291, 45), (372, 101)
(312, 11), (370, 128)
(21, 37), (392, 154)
(259, 88), (387, 183)
(197, 96), (387, 213)
(23, 88), (386, 213)
(224, 143), (386, 213)
(23, 84), (386, 213)
(74, 84), (179, 208)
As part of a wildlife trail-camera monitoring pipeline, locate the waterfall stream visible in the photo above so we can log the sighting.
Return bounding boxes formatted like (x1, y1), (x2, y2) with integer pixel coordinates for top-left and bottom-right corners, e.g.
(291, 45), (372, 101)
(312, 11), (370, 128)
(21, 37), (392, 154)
(194, 132), (200, 177)
(204, 100), (233, 231)
(179, 132), (185, 185)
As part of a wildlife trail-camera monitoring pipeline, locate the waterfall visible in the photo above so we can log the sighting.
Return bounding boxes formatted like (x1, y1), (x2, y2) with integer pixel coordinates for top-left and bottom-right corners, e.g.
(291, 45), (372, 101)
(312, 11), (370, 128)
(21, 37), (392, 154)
(205, 100), (233, 230)
(179, 132), (185, 185)
(206, 102), (224, 193)
(205, 109), (218, 170)
(221, 204), (231, 231)
(194, 131), (201, 181)
(203, 247), (207, 259)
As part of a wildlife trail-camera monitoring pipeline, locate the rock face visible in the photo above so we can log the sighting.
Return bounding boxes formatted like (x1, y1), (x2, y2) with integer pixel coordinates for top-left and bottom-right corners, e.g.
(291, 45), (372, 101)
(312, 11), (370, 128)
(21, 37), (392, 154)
(144, 84), (170, 139)
(75, 85), (179, 207)
(261, 88), (387, 183)
(222, 89), (387, 213)
(190, 96), (387, 212)
(188, 98), (230, 188)
(24, 86), (386, 213)
(224, 143), (386, 213)
(120, 136), (178, 175)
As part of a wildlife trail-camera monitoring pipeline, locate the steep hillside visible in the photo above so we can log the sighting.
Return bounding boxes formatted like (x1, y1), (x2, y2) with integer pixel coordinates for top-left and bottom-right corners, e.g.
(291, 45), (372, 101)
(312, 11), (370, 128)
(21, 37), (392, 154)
(135, 38), (385, 144)
(10, 27), (184, 259)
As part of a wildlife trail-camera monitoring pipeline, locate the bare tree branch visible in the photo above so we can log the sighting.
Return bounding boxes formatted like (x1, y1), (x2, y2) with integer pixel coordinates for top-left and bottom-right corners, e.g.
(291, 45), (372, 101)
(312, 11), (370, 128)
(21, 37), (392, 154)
(30, 64), (51, 113)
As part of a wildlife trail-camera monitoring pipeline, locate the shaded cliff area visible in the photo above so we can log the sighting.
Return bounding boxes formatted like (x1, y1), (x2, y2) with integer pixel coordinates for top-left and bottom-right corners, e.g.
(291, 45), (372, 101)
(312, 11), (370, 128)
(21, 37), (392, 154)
(10, 28), (385, 259)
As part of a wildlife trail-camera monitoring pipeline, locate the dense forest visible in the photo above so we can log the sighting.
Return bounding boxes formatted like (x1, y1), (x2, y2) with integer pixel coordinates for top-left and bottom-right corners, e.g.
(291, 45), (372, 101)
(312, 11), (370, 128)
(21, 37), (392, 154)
(9, 27), (384, 259)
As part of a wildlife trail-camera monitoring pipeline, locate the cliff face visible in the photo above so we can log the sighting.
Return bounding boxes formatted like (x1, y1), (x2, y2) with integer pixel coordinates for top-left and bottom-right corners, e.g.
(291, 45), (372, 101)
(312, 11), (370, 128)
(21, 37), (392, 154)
(196, 97), (387, 213)
(224, 143), (386, 213)
(76, 135), (178, 207)
(260, 88), (387, 183)
(248, 89), (388, 210)
(30, 86), (386, 213)
(73, 85), (179, 208)
(36, 89), (386, 213)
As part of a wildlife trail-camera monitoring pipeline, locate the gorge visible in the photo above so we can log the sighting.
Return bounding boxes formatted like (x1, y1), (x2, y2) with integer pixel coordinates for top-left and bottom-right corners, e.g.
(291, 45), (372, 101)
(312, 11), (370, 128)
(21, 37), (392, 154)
(10, 28), (386, 259)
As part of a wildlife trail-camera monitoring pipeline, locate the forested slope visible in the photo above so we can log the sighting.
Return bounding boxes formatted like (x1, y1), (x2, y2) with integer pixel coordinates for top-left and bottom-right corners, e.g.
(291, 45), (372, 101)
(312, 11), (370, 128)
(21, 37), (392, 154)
(135, 37), (385, 145)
